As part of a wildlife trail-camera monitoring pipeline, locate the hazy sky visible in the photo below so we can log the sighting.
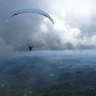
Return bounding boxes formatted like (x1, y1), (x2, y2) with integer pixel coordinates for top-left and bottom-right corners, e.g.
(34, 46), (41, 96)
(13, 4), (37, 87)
(0, 0), (96, 58)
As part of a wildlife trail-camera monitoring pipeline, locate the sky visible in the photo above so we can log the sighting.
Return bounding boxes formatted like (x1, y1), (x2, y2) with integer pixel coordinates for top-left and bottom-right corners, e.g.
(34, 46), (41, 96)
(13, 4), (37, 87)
(0, 0), (96, 58)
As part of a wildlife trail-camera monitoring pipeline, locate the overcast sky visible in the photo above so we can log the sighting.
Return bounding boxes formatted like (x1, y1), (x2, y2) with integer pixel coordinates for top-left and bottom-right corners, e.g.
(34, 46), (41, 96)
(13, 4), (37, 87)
(0, 0), (96, 58)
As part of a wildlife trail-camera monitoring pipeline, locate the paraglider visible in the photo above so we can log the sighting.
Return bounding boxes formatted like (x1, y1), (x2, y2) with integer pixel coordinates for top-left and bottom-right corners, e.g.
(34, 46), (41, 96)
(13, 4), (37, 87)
(28, 45), (33, 51)
(49, 74), (54, 77)
(6, 8), (54, 24)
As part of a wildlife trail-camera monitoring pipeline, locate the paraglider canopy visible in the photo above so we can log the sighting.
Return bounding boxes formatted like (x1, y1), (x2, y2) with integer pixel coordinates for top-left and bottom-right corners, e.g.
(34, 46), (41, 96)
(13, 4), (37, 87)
(6, 8), (54, 24)
(49, 74), (54, 77)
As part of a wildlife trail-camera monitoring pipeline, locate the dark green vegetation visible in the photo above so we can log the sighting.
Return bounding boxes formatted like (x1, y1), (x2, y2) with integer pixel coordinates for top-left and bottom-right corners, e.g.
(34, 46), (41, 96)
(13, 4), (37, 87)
(0, 55), (96, 96)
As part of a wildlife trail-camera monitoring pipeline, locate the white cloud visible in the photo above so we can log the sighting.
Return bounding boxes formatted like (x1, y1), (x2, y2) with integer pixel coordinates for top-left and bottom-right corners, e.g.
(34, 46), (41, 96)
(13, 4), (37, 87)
(38, 0), (96, 50)
(1, 0), (96, 52)
(39, 23), (48, 33)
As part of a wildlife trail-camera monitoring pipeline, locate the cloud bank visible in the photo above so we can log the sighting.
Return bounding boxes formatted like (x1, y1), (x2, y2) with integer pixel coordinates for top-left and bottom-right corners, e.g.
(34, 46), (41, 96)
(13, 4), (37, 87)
(0, 0), (96, 58)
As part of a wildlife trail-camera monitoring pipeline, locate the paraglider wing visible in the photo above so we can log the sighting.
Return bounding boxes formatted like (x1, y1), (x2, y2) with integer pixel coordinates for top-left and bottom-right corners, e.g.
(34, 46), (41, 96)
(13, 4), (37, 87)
(6, 8), (54, 24)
